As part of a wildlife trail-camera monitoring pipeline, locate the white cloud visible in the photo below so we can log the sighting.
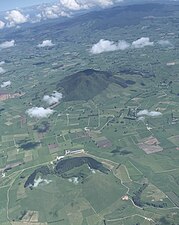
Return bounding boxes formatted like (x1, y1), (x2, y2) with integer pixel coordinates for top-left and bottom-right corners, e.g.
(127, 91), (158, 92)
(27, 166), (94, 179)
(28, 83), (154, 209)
(0, 20), (5, 29)
(43, 91), (63, 105)
(2, 0), (123, 25)
(60, 0), (83, 10)
(26, 107), (54, 118)
(158, 40), (172, 47)
(0, 40), (15, 49)
(39, 0), (123, 21)
(90, 39), (130, 54)
(41, 5), (70, 19)
(68, 177), (79, 184)
(1, 80), (11, 88)
(0, 61), (5, 65)
(137, 109), (162, 117)
(5, 10), (28, 27)
(132, 37), (154, 48)
(59, 0), (123, 10)
(90, 37), (155, 54)
(0, 67), (6, 74)
(37, 40), (55, 47)
(137, 116), (145, 121)
(33, 177), (52, 187)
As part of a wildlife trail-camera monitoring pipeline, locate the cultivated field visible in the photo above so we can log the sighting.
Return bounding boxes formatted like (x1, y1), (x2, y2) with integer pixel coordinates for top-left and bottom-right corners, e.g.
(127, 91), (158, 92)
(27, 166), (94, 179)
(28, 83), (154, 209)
(0, 2), (179, 225)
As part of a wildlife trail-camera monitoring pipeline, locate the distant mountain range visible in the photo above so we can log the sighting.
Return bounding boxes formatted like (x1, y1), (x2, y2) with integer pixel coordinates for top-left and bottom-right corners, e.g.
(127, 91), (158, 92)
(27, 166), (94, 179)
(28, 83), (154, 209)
(0, 0), (178, 29)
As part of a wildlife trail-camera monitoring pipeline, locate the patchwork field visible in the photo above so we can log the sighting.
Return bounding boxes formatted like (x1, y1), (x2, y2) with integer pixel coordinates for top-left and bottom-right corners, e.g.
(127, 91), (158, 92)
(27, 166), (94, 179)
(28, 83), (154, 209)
(0, 1), (179, 225)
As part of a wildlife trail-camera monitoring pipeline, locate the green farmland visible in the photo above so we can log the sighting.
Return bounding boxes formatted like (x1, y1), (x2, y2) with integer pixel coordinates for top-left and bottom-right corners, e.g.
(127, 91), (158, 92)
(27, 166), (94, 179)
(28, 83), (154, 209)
(0, 1), (179, 225)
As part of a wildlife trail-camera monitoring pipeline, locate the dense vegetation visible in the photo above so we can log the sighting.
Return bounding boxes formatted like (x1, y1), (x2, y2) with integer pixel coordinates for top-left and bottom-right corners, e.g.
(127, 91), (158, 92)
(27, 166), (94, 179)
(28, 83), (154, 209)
(55, 157), (109, 175)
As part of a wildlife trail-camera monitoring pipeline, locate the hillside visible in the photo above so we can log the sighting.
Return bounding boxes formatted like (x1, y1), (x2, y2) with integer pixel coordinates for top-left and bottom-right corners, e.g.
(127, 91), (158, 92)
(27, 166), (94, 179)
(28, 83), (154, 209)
(57, 69), (134, 101)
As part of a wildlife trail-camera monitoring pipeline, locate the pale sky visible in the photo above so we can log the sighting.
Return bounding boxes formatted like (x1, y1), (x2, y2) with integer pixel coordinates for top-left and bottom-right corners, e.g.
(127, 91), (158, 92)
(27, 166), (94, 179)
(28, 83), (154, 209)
(0, 0), (55, 11)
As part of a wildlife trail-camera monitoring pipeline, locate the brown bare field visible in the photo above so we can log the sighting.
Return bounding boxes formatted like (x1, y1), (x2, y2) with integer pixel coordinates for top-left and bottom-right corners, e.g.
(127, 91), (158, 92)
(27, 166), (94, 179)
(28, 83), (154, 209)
(138, 136), (163, 154)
